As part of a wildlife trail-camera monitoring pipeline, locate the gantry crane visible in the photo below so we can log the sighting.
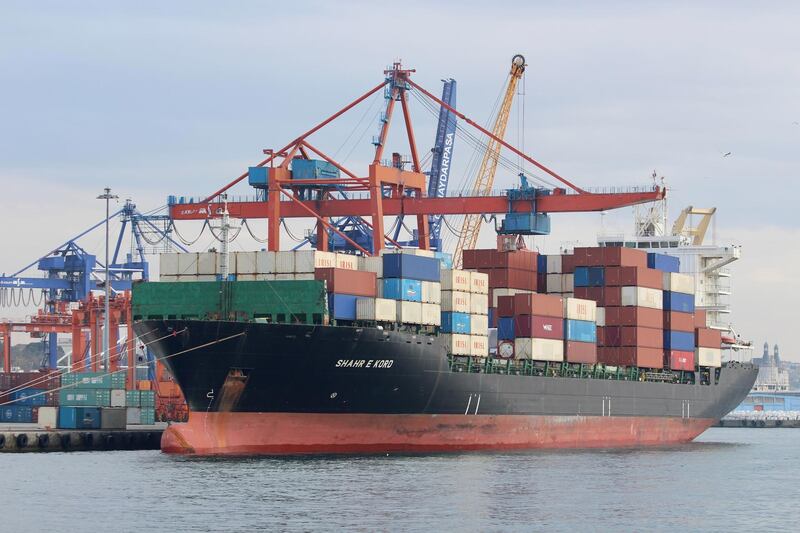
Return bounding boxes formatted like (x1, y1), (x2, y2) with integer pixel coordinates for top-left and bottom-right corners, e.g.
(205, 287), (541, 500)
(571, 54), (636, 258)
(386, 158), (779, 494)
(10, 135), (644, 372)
(453, 54), (526, 268)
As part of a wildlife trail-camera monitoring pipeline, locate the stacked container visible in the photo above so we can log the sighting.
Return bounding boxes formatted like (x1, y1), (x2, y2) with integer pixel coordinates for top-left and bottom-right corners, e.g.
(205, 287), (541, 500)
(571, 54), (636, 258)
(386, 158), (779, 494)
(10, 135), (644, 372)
(0, 371), (60, 423)
(376, 251), (441, 328)
(654, 254), (697, 371)
(315, 267), (377, 321)
(496, 293), (567, 362)
(537, 254), (574, 298)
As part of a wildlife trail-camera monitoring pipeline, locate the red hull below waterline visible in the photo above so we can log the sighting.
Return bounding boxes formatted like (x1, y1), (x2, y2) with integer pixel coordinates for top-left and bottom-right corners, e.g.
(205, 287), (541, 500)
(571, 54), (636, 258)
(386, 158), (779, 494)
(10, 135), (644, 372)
(161, 412), (716, 456)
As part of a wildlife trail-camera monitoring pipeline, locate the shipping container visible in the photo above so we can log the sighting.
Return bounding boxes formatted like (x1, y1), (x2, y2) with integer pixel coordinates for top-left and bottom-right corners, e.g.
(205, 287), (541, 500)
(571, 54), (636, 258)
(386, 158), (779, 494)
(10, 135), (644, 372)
(664, 330), (695, 351)
(140, 391), (156, 407)
(561, 253), (576, 273)
(564, 319), (597, 343)
(441, 333), (471, 355)
(10, 388), (50, 406)
(291, 158), (340, 179)
(381, 278), (422, 302)
(441, 269), (471, 292)
(381, 248), (436, 258)
(358, 256), (383, 277)
(546, 273), (574, 293)
(235, 252), (257, 275)
(315, 268), (377, 297)
(100, 407), (127, 429)
(0, 405), (34, 423)
(328, 294), (358, 321)
(604, 326), (663, 348)
(490, 288), (530, 308)
(59, 389), (111, 407)
(441, 291), (470, 313)
(596, 307), (606, 327)
(434, 251), (454, 269)
(470, 335), (489, 357)
(565, 341), (597, 364)
(546, 255), (563, 273)
(255, 251), (275, 273)
(621, 286), (663, 309)
(469, 293), (488, 315)
(514, 315), (564, 339)
(498, 317), (515, 340)
(601, 247), (648, 268)
(335, 253), (358, 270)
(696, 347), (722, 367)
(356, 297), (397, 322)
(572, 247), (604, 267)
(160, 253), (180, 276)
(513, 293), (563, 318)
(125, 390), (140, 407)
(574, 286), (622, 307)
(58, 406), (101, 429)
(469, 271), (489, 294)
(573, 266), (605, 287)
(497, 295), (515, 317)
(662, 272), (694, 295)
(177, 252), (200, 276)
(668, 350), (695, 371)
(126, 407), (141, 425)
(110, 389), (126, 407)
(696, 327), (722, 348)
(514, 338), (564, 361)
(563, 297), (597, 322)
(37, 406), (58, 429)
(496, 340), (515, 359)
(140, 408), (156, 425)
(647, 252), (680, 273)
(663, 291), (695, 313)
(296, 250), (336, 272)
(694, 309), (708, 328)
(605, 266), (662, 289)
(441, 312), (471, 334)
(597, 346), (664, 369)
(63, 371), (126, 390)
(396, 301), (423, 324)
(421, 281), (442, 304)
(481, 268), (537, 290)
(663, 311), (695, 332)
(470, 314), (489, 336)
(604, 306), (663, 328)
(421, 303), (441, 326)
(382, 254), (440, 282)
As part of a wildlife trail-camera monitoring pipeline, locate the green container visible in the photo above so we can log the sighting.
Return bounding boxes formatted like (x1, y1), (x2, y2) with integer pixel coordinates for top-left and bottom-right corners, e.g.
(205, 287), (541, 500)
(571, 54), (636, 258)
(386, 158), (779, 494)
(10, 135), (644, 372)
(140, 391), (156, 407)
(59, 388), (111, 407)
(140, 407), (156, 425)
(132, 280), (328, 324)
(125, 390), (141, 407)
(62, 372), (126, 389)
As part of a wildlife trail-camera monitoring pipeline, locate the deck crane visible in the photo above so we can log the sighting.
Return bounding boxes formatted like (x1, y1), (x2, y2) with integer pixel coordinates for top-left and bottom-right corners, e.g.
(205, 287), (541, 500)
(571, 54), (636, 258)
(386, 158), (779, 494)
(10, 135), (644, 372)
(168, 61), (664, 255)
(452, 55), (526, 268)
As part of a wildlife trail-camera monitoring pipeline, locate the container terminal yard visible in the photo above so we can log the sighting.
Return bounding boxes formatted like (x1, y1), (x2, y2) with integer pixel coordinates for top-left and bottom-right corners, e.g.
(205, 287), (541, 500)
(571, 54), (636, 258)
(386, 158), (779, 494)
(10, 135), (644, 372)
(0, 57), (761, 454)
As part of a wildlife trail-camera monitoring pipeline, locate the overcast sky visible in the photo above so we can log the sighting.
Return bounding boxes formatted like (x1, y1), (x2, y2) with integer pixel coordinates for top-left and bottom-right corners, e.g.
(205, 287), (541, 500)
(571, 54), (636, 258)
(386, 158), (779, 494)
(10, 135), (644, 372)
(1, 1), (798, 360)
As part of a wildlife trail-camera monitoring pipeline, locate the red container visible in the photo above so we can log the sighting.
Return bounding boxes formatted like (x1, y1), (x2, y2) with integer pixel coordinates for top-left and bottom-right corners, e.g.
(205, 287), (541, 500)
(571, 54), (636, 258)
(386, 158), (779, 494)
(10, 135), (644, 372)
(596, 326), (606, 346)
(694, 309), (707, 328)
(663, 311), (694, 332)
(9, 371), (60, 389)
(696, 327), (722, 348)
(314, 268), (377, 297)
(602, 247), (648, 268)
(668, 350), (695, 371)
(604, 307), (662, 328)
(493, 250), (537, 271)
(574, 286), (621, 307)
(604, 266), (662, 289)
(482, 268), (537, 290)
(462, 249), (495, 269)
(513, 293), (563, 318)
(514, 315), (564, 339)
(598, 346), (664, 369)
(561, 254), (576, 273)
(497, 296), (515, 317)
(565, 341), (597, 364)
(618, 326), (663, 348)
(573, 247), (604, 266)
(0, 373), (12, 389)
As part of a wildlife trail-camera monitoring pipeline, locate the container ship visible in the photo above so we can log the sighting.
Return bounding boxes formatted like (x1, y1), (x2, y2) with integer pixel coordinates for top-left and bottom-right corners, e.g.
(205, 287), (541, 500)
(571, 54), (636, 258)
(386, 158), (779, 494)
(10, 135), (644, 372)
(133, 247), (757, 455)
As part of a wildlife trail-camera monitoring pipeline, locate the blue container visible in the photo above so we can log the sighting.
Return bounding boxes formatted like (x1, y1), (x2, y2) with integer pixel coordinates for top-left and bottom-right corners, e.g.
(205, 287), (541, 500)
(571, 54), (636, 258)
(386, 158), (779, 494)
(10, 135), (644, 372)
(498, 317), (516, 340)
(537, 254), (548, 272)
(647, 253), (680, 273)
(328, 294), (358, 320)
(10, 388), (48, 406)
(441, 312), (471, 334)
(664, 330), (695, 351)
(565, 319), (597, 343)
(0, 406), (33, 423)
(663, 291), (695, 313)
(248, 166), (268, 188)
(574, 267), (605, 287)
(291, 158), (340, 180)
(434, 251), (453, 269)
(500, 212), (551, 235)
(381, 278), (422, 301)
(58, 407), (102, 429)
(382, 254), (440, 282)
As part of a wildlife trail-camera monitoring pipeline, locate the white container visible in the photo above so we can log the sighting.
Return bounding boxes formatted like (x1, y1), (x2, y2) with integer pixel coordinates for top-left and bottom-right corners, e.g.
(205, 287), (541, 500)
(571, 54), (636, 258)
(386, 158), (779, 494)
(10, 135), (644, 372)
(159, 253), (180, 276)
(294, 273), (315, 281)
(596, 307), (606, 327)
(197, 252), (218, 275)
(514, 338), (564, 361)
(697, 347), (722, 367)
(126, 407), (141, 425)
(396, 301), (423, 324)
(110, 389), (126, 407)
(194, 275), (217, 282)
(546, 255), (563, 274)
(469, 271), (489, 294)
(562, 274), (574, 293)
(357, 297), (397, 322)
(37, 406), (58, 429)
(255, 251), (276, 274)
(663, 272), (695, 295)
(236, 274), (258, 281)
(255, 273), (277, 280)
(440, 269), (471, 292)
(294, 250), (336, 272)
(491, 288), (531, 307)
(470, 335), (489, 357)
(235, 251), (257, 274)
(441, 333), (471, 355)
(421, 303), (441, 326)
(177, 252), (199, 276)
(563, 297), (597, 322)
(359, 256), (383, 277)
(470, 314), (489, 336)
(275, 252), (295, 273)
(381, 248), (436, 258)
(562, 292), (574, 299)
(469, 293), (488, 315)
(275, 273), (295, 280)
(546, 273), (564, 293)
(441, 291), (470, 313)
(335, 253), (358, 270)
(421, 281), (442, 304)
(160, 274), (179, 282)
(621, 286), (663, 310)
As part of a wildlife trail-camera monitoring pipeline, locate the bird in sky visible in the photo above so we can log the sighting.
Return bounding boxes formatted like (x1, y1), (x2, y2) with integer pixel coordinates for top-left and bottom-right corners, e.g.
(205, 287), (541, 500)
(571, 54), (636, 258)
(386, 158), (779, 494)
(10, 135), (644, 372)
(722, 152), (732, 157)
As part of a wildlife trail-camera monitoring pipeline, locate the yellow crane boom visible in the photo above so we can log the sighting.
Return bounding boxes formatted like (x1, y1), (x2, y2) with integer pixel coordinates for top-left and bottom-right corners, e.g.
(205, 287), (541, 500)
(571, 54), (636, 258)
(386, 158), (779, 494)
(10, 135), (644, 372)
(453, 54), (526, 268)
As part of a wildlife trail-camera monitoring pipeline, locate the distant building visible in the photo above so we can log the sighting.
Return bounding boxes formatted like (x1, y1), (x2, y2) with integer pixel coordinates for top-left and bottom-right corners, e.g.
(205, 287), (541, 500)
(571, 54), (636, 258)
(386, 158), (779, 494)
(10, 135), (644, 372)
(753, 342), (789, 392)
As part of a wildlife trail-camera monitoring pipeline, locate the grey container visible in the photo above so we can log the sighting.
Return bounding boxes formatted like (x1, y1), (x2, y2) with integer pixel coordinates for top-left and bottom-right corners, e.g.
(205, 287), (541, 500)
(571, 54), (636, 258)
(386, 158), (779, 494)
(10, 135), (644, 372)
(126, 407), (141, 425)
(100, 407), (127, 429)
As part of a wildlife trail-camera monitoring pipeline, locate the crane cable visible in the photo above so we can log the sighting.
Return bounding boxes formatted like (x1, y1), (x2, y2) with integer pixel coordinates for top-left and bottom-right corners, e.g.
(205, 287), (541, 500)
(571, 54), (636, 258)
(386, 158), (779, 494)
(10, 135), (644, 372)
(171, 220), (209, 246)
(242, 219), (269, 244)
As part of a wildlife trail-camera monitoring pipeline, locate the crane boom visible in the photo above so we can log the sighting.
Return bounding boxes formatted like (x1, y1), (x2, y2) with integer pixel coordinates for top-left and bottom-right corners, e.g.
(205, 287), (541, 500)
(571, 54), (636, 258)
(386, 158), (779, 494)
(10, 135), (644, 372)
(453, 54), (526, 268)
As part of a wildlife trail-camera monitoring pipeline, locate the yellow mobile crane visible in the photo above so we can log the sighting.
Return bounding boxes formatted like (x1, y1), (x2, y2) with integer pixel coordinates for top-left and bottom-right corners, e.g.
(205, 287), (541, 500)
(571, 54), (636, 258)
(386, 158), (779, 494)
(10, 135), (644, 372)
(453, 54), (526, 268)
